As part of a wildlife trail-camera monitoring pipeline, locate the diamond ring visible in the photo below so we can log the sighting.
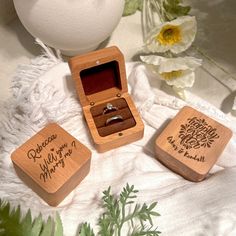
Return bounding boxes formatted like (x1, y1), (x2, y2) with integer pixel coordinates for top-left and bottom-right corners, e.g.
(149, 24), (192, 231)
(103, 103), (118, 115)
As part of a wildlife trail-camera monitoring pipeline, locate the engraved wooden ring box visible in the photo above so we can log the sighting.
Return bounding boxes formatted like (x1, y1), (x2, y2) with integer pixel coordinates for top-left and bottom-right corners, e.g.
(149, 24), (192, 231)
(11, 123), (91, 206)
(155, 106), (232, 182)
(69, 46), (144, 152)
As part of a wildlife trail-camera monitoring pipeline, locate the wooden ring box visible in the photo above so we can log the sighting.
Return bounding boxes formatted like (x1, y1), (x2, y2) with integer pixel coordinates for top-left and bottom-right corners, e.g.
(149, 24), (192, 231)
(69, 46), (144, 152)
(11, 123), (91, 206)
(155, 106), (232, 182)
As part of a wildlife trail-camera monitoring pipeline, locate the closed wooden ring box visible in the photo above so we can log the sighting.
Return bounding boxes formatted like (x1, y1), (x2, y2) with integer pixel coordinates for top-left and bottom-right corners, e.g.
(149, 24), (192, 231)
(155, 106), (232, 182)
(69, 46), (144, 152)
(11, 123), (91, 206)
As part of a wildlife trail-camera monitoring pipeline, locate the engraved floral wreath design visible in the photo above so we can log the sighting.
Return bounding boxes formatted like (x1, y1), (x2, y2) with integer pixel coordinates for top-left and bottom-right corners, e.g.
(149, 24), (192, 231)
(178, 117), (220, 149)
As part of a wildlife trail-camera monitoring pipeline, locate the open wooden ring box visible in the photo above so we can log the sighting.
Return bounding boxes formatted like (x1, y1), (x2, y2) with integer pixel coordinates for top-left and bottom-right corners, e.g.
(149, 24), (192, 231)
(11, 123), (91, 206)
(69, 46), (144, 152)
(155, 106), (232, 182)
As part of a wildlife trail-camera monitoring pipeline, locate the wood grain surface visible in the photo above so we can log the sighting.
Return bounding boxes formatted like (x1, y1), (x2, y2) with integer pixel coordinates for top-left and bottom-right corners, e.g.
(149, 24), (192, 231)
(69, 46), (144, 152)
(69, 46), (128, 107)
(11, 123), (91, 206)
(155, 106), (232, 182)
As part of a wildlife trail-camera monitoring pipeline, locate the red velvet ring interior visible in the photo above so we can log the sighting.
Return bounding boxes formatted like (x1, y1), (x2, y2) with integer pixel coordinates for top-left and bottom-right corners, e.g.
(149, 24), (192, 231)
(80, 61), (122, 95)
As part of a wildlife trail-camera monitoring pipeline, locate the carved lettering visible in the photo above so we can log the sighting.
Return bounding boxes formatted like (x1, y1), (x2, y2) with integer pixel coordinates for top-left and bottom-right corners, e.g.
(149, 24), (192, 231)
(27, 134), (57, 162)
(167, 136), (178, 151)
(38, 140), (77, 183)
(179, 117), (219, 149)
(165, 116), (219, 163)
(184, 151), (205, 162)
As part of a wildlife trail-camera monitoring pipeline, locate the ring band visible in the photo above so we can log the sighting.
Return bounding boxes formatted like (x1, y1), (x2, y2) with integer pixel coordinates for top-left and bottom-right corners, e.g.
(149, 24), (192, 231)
(106, 115), (123, 126)
(103, 103), (118, 115)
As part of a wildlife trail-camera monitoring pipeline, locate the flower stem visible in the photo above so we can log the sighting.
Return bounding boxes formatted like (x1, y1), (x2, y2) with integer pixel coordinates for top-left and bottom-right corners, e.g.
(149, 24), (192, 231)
(117, 198), (127, 236)
(151, 0), (165, 23)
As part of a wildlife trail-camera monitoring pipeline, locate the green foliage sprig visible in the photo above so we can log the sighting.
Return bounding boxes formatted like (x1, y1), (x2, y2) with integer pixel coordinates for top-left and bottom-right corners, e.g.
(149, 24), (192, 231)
(0, 184), (160, 236)
(78, 184), (161, 236)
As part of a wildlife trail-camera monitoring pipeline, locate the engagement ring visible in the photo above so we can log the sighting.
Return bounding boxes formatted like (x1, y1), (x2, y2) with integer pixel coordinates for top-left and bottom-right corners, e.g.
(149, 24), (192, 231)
(103, 103), (118, 114)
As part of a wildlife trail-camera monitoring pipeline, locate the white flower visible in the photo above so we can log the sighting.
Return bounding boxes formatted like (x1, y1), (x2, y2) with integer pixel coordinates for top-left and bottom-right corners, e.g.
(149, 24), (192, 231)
(140, 55), (202, 99)
(145, 16), (197, 54)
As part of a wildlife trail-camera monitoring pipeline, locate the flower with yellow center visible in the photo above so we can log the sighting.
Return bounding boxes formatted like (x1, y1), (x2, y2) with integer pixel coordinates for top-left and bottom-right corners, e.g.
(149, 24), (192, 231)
(145, 16), (197, 54)
(140, 55), (202, 99)
(160, 70), (183, 80)
(156, 25), (182, 46)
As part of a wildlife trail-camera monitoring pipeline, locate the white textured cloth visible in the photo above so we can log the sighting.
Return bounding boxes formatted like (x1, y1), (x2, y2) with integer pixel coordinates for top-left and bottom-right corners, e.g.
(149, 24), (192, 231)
(0, 49), (236, 236)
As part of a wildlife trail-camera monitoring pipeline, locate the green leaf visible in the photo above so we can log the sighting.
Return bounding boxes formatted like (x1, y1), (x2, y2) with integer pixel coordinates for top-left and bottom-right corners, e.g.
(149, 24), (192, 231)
(21, 210), (32, 234)
(0, 200), (62, 236)
(54, 213), (63, 236)
(98, 215), (114, 236)
(123, 0), (143, 16)
(150, 212), (161, 217)
(79, 223), (95, 236)
(31, 214), (43, 236)
(163, 0), (191, 20)
(40, 216), (53, 236)
(148, 202), (157, 211)
(131, 225), (161, 236)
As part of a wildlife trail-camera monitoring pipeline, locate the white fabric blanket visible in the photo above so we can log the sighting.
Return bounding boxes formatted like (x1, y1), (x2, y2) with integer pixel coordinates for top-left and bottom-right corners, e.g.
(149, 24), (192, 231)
(0, 50), (236, 236)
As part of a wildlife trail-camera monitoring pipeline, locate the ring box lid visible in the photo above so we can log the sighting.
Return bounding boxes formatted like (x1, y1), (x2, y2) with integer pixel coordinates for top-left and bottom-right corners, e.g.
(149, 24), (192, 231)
(69, 46), (128, 107)
(155, 106), (232, 181)
(11, 123), (91, 206)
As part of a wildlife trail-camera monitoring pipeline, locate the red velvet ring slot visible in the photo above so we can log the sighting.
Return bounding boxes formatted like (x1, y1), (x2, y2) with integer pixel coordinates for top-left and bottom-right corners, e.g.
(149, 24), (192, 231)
(91, 98), (128, 117)
(98, 118), (136, 137)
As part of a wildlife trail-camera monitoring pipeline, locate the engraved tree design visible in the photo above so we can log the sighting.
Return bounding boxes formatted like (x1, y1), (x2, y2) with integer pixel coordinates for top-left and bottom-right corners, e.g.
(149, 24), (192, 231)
(178, 117), (220, 149)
